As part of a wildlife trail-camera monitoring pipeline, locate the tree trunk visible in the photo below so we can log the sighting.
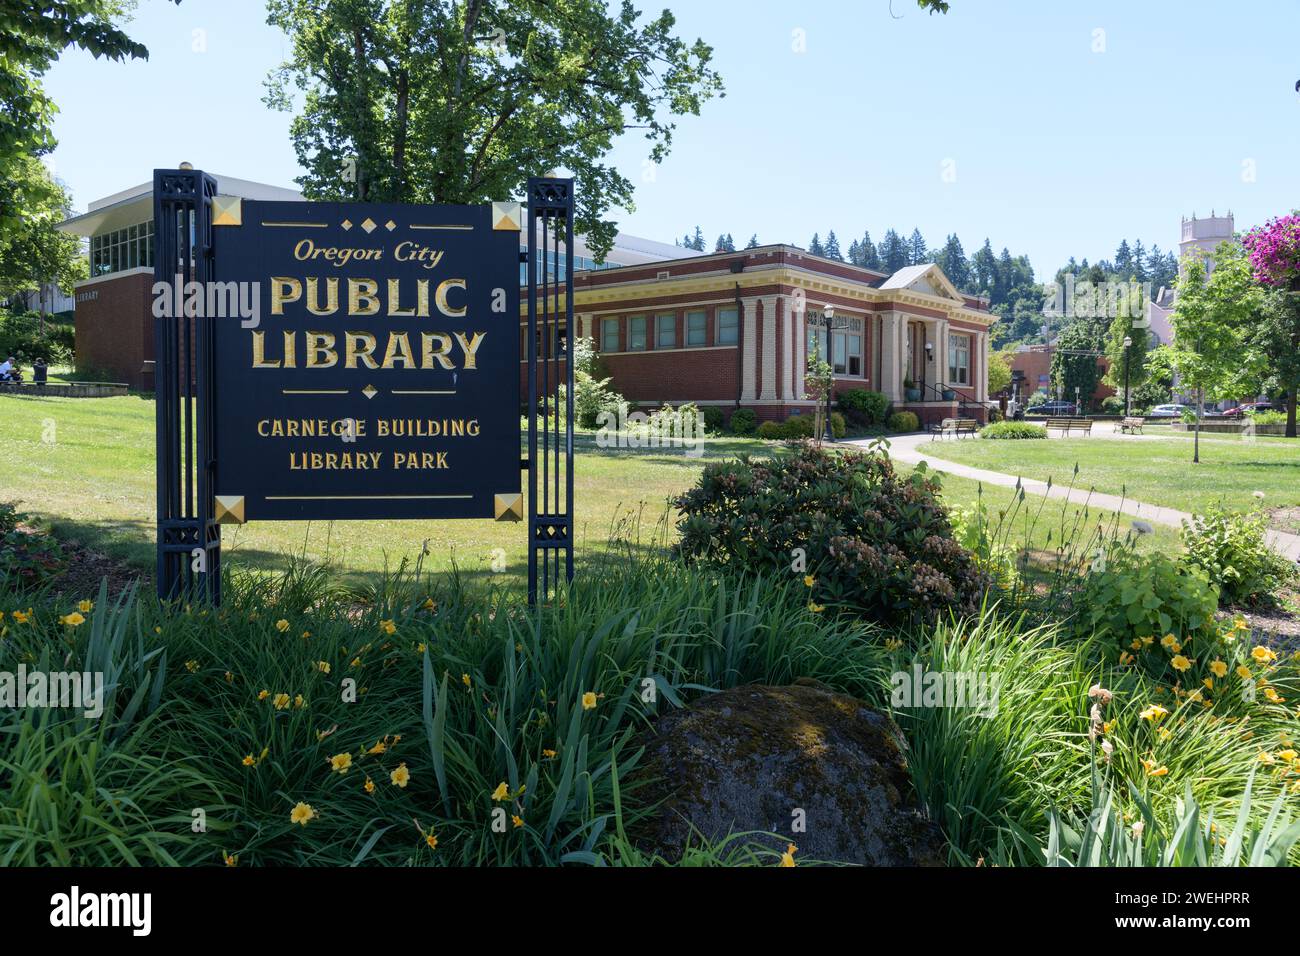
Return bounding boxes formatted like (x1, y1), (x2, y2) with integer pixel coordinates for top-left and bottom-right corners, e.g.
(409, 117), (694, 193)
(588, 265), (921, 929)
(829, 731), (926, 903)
(1194, 387), (1202, 463)
(1287, 386), (1297, 439)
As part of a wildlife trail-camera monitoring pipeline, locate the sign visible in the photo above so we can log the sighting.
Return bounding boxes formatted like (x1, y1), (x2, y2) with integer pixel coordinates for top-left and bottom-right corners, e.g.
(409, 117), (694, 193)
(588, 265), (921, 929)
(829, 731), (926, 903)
(208, 199), (521, 522)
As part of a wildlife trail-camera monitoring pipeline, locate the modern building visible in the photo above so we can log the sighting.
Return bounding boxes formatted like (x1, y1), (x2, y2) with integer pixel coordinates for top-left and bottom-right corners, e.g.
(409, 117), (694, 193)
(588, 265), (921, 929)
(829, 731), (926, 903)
(57, 170), (695, 389)
(531, 247), (998, 423)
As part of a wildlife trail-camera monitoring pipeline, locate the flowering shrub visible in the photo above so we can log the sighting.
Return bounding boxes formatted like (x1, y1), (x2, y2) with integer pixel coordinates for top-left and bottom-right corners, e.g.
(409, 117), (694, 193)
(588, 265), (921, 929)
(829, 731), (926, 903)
(674, 443), (988, 624)
(1242, 214), (1300, 287)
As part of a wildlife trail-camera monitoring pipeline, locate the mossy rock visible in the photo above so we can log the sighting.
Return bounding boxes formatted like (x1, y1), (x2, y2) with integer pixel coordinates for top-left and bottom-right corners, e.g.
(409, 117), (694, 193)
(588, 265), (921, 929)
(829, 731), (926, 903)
(632, 679), (944, 865)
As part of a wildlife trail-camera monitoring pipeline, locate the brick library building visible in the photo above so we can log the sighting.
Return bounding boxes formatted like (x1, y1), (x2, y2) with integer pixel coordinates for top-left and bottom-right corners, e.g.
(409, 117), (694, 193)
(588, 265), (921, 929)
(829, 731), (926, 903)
(542, 247), (997, 424)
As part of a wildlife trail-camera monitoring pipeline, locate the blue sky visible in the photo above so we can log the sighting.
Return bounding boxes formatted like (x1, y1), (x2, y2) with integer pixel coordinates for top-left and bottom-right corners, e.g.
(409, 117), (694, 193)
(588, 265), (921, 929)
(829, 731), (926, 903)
(44, 0), (1300, 277)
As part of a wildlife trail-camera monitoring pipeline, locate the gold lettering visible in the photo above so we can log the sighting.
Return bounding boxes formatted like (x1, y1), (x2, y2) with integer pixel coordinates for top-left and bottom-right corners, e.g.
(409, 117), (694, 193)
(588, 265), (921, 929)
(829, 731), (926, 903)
(381, 332), (415, 369)
(306, 331), (338, 369)
(387, 277), (415, 317)
(435, 278), (467, 317)
(345, 331), (379, 369)
(421, 332), (455, 370)
(453, 331), (485, 370)
(271, 277), (302, 315)
(251, 330), (280, 368)
(348, 279), (380, 315)
(306, 277), (339, 316)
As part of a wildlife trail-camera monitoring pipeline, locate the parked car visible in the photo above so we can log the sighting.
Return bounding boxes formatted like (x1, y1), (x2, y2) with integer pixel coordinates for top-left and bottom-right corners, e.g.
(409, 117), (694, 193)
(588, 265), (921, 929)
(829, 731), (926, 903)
(1219, 402), (1275, 419)
(1028, 400), (1079, 416)
(1148, 403), (1190, 418)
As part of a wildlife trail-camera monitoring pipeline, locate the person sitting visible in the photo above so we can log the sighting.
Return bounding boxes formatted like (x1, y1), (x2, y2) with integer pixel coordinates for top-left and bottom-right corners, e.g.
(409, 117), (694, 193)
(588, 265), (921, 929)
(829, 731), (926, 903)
(0, 356), (17, 382)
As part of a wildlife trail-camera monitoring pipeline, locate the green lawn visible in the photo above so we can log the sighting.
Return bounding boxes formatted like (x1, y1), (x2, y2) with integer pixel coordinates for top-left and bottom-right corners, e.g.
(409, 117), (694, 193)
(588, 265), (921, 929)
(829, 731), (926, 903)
(1, 393), (1176, 591)
(0, 394), (768, 589)
(921, 432), (1300, 517)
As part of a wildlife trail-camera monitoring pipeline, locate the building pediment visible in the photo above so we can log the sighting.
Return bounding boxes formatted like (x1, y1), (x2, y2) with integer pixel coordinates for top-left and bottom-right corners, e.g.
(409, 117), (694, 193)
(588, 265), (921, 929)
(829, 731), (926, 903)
(877, 263), (967, 305)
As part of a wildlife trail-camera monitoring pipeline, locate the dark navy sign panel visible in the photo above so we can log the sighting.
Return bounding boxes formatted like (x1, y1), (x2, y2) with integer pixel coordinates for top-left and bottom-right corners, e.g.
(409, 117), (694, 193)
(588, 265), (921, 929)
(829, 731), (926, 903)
(211, 200), (520, 520)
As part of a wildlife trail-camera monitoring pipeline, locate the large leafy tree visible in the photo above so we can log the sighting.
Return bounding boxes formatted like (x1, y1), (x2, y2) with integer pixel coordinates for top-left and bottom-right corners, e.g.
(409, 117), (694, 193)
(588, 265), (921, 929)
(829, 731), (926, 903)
(1049, 319), (1106, 411)
(0, 1), (170, 236)
(1100, 285), (1150, 405)
(264, 0), (722, 260)
(0, 155), (86, 314)
(1150, 243), (1261, 462)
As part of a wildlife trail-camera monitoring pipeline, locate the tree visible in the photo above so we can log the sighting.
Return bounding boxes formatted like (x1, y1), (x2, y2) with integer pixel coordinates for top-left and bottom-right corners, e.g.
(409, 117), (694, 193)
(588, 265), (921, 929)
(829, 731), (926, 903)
(808, 233), (825, 257)
(1246, 290), (1300, 437)
(0, 156), (86, 318)
(971, 238), (997, 294)
(858, 230), (881, 270)
(1101, 289), (1150, 412)
(714, 233), (734, 253)
(265, 0), (723, 260)
(0, 1), (172, 238)
(1050, 320), (1106, 412)
(987, 347), (1013, 397)
(933, 234), (970, 290)
(1149, 244), (1260, 462)
(824, 230), (843, 261)
(744, 233), (759, 249)
(879, 229), (907, 273)
(907, 228), (928, 265)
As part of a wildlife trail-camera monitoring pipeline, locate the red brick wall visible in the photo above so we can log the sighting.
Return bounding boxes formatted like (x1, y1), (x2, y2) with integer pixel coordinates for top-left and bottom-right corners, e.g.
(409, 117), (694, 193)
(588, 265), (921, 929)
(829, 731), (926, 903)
(1010, 348), (1114, 405)
(73, 271), (154, 389)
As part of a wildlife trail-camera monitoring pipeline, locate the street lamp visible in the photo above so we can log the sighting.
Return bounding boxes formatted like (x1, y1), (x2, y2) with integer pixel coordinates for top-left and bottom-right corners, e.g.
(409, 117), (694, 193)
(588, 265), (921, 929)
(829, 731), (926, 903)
(823, 306), (835, 443)
(1122, 335), (1132, 417)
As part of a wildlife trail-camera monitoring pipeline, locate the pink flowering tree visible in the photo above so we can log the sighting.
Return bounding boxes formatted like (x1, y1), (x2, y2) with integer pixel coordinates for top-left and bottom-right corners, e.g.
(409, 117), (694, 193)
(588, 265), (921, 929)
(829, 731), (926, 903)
(1243, 214), (1300, 289)
(1242, 214), (1300, 437)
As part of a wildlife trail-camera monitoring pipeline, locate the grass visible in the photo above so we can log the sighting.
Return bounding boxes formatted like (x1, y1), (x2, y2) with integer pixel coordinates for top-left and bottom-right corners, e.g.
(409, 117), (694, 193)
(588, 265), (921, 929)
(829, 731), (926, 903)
(921, 432), (1300, 517)
(1, 392), (1180, 594)
(0, 393), (768, 589)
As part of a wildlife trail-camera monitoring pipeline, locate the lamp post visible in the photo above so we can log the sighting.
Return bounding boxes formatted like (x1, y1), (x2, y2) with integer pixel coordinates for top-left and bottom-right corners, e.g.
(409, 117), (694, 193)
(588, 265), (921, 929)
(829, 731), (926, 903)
(823, 306), (835, 443)
(1122, 335), (1132, 418)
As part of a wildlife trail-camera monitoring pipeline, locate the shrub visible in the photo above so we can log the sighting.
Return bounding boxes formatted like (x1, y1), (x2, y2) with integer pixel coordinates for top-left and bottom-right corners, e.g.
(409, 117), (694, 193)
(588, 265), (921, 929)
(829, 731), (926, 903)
(0, 310), (74, 365)
(778, 414), (815, 439)
(1181, 508), (1293, 607)
(830, 411), (846, 439)
(562, 336), (626, 429)
(980, 422), (1047, 440)
(701, 406), (725, 434)
(1249, 410), (1287, 426)
(838, 388), (890, 425)
(756, 420), (782, 440)
(886, 411), (919, 433)
(0, 522), (66, 592)
(1100, 396), (1125, 415)
(1074, 548), (1219, 680)
(674, 443), (989, 624)
(948, 503), (1019, 592)
(728, 408), (757, 435)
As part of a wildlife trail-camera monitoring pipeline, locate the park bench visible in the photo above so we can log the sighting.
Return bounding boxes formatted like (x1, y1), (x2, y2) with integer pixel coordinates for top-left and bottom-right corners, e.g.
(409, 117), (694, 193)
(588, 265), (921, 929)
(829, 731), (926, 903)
(1114, 416), (1145, 434)
(1044, 417), (1093, 436)
(929, 417), (980, 440)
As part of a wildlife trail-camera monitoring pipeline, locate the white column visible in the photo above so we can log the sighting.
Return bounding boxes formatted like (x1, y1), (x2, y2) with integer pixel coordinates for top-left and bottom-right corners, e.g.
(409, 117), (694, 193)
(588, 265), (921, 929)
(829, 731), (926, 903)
(779, 296), (793, 400)
(880, 312), (903, 403)
(741, 297), (758, 402)
(794, 304), (807, 399)
(759, 295), (778, 402)
(977, 330), (988, 402)
(937, 318), (950, 390)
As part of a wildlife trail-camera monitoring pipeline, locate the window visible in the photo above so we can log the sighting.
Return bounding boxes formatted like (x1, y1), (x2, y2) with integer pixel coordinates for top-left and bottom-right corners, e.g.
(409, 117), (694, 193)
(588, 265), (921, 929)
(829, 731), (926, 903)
(656, 313), (676, 348)
(686, 310), (707, 346)
(601, 317), (619, 353)
(948, 334), (971, 385)
(628, 315), (646, 350)
(808, 316), (864, 376)
(717, 306), (738, 345)
(89, 220), (154, 277)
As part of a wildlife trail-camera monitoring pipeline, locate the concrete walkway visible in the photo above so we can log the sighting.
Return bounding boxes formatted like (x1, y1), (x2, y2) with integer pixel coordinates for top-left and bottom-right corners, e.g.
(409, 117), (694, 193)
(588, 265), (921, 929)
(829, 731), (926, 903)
(848, 431), (1300, 562)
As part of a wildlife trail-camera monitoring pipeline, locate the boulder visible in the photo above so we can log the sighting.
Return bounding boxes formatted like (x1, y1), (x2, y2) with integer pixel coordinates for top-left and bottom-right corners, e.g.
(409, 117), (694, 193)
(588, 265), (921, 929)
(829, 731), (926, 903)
(633, 679), (944, 865)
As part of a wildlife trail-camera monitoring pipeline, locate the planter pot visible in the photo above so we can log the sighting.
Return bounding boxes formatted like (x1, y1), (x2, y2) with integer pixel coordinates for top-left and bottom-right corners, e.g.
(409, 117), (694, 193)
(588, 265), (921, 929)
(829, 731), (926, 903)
(941, 389), (956, 401)
(904, 388), (922, 403)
